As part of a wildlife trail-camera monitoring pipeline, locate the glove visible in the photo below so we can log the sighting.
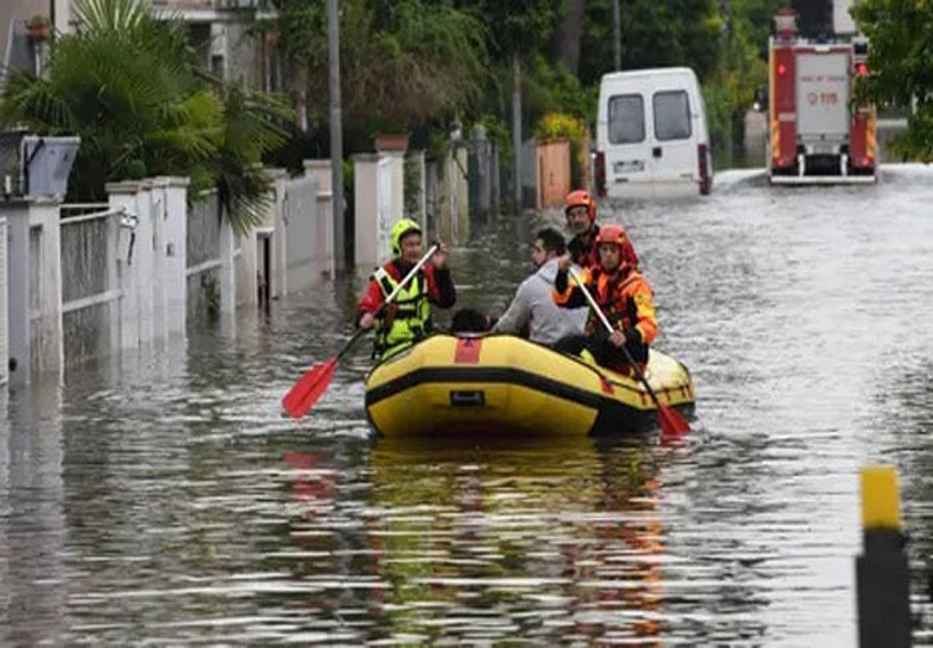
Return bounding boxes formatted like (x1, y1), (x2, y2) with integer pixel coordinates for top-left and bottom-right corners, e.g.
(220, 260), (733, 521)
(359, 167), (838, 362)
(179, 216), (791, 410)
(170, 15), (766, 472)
(358, 311), (375, 329)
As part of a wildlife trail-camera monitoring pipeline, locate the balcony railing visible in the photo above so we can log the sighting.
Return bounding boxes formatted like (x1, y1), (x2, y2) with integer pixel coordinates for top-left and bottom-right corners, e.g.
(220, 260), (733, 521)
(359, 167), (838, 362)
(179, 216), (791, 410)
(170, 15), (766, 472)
(149, 0), (274, 10)
(216, 0), (275, 9)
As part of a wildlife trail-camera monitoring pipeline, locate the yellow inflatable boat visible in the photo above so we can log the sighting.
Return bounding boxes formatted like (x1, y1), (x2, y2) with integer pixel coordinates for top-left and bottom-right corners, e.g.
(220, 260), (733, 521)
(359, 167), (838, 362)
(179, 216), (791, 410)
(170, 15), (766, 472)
(364, 334), (694, 438)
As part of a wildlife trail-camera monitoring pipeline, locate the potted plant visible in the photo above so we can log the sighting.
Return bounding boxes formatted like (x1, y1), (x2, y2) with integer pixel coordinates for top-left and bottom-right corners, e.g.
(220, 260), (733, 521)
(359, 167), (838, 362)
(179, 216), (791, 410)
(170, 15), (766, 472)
(374, 132), (410, 152)
(368, 116), (410, 153)
(26, 15), (51, 43)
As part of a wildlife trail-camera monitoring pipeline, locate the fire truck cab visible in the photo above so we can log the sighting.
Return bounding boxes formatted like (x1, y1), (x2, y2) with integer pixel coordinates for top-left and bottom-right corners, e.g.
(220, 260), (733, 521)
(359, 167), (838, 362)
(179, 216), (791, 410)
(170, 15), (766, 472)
(768, 9), (876, 184)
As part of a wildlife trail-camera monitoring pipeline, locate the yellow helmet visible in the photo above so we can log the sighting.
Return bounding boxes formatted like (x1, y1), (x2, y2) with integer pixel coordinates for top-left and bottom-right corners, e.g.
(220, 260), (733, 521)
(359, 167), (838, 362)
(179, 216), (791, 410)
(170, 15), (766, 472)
(390, 218), (422, 257)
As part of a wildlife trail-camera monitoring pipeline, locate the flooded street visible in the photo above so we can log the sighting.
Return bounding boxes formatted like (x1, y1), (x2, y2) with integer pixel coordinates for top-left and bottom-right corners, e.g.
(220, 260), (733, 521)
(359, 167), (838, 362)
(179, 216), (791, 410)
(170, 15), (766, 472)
(3, 164), (933, 644)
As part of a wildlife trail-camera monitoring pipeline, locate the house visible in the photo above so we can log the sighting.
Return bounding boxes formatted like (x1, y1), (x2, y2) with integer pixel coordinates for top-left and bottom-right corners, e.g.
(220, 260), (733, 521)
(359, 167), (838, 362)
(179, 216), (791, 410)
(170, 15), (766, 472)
(2, 0), (280, 92)
(150, 0), (281, 92)
(1, 1), (71, 81)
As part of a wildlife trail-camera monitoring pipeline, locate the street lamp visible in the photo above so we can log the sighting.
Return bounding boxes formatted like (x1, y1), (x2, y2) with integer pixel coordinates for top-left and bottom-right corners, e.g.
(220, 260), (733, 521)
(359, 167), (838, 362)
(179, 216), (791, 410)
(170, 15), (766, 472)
(328, 0), (345, 276)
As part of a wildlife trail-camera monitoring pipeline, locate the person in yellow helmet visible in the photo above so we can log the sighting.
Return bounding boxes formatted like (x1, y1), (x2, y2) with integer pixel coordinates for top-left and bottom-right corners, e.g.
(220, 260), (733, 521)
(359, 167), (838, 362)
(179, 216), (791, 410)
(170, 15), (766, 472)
(357, 218), (456, 360)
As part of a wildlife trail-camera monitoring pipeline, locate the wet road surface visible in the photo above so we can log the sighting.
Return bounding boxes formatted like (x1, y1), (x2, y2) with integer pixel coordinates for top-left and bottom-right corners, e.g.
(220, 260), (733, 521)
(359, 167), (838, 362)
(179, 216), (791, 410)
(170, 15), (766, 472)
(3, 164), (933, 644)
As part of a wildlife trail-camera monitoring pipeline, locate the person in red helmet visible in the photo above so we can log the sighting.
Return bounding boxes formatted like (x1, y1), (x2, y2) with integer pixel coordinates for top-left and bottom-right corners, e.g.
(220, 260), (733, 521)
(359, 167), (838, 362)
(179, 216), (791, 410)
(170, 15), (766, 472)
(552, 223), (657, 375)
(563, 189), (638, 270)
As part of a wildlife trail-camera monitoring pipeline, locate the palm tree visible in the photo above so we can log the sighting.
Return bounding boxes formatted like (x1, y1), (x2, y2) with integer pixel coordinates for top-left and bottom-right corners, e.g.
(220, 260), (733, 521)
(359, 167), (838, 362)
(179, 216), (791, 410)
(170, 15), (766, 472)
(0, 0), (291, 235)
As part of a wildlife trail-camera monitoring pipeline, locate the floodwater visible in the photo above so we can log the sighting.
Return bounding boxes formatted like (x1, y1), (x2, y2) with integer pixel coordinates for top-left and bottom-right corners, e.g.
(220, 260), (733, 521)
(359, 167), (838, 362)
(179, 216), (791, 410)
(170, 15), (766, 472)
(3, 165), (933, 645)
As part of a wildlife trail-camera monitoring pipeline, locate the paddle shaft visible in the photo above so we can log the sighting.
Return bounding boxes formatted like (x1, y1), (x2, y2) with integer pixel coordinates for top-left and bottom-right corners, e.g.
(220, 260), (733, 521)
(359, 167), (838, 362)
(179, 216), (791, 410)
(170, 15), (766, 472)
(567, 267), (666, 408)
(281, 243), (442, 418)
(336, 243), (440, 362)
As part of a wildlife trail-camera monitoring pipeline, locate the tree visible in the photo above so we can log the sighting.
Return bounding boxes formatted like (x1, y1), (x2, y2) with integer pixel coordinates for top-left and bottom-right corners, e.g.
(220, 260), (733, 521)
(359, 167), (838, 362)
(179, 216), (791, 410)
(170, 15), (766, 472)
(455, 0), (564, 204)
(0, 0), (290, 234)
(266, 0), (489, 146)
(556, 0), (586, 75)
(853, 0), (933, 161)
(576, 0), (722, 87)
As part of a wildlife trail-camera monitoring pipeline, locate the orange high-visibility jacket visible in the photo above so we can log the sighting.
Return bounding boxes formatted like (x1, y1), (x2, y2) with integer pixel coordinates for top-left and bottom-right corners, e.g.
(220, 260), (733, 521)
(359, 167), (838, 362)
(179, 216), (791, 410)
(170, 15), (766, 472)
(553, 266), (658, 344)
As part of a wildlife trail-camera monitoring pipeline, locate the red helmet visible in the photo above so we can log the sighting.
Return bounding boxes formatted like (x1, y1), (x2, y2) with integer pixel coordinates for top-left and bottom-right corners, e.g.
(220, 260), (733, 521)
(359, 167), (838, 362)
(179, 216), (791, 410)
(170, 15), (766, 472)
(595, 223), (639, 267)
(595, 223), (627, 246)
(564, 189), (596, 223)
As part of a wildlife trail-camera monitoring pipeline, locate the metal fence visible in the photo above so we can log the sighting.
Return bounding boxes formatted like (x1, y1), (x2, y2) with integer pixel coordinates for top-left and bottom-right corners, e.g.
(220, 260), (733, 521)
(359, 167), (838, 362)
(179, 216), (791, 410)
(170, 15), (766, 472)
(59, 205), (122, 367)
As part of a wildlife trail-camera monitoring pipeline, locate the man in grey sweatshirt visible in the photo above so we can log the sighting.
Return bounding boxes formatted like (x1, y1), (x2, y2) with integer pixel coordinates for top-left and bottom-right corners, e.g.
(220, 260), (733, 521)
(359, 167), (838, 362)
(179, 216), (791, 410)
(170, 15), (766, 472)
(492, 227), (588, 347)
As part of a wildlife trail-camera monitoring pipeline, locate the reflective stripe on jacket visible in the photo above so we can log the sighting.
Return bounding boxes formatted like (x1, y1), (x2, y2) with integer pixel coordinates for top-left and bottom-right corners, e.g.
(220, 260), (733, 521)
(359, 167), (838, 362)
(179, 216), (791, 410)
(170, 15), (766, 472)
(553, 266), (658, 346)
(372, 266), (432, 360)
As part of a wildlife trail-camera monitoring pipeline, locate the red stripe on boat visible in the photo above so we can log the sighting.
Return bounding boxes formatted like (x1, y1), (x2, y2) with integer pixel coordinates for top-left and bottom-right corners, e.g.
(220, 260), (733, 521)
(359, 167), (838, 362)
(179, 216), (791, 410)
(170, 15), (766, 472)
(599, 376), (614, 394)
(454, 337), (482, 364)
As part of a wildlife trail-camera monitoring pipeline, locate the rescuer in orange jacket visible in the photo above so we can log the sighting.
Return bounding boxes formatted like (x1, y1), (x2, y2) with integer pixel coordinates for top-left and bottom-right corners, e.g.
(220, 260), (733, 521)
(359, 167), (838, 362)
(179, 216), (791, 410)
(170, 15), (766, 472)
(564, 189), (639, 270)
(552, 223), (658, 374)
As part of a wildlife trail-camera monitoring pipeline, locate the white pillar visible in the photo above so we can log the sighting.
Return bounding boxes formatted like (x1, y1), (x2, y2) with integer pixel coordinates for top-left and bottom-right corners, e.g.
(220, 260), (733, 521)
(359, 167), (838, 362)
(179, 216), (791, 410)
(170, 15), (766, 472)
(3, 201), (32, 385)
(303, 159), (333, 192)
(155, 177), (189, 338)
(53, 0), (72, 34)
(353, 153), (380, 271)
(135, 181), (154, 346)
(235, 227), (258, 307)
(448, 148), (459, 245)
(149, 181), (167, 342)
(29, 199), (64, 381)
(316, 190), (334, 280)
(384, 150), (405, 225)
(455, 145), (470, 244)
(305, 161), (336, 282)
(107, 181), (141, 350)
(2, 198), (64, 385)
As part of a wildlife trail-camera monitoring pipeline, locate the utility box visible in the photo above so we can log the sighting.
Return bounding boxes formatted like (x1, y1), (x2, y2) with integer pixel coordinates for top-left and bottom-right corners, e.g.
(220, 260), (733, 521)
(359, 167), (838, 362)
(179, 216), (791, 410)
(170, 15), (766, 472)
(0, 132), (81, 199)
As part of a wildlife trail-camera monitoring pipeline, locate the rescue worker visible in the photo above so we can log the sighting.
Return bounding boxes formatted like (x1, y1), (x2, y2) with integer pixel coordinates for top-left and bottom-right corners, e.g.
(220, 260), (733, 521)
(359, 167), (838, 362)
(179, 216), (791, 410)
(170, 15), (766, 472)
(492, 227), (587, 347)
(357, 218), (456, 360)
(564, 189), (639, 270)
(552, 223), (657, 375)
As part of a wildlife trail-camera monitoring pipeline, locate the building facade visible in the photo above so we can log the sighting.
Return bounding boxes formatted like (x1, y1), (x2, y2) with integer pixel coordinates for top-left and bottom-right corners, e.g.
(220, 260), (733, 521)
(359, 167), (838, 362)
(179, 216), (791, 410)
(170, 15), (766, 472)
(150, 0), (280, 92)
(2, 0), (279, 92)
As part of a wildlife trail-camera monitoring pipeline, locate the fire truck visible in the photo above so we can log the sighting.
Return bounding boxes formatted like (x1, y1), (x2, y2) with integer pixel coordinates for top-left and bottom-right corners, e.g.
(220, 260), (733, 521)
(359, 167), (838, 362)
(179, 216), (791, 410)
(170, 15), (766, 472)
(768, 9), (876, 184)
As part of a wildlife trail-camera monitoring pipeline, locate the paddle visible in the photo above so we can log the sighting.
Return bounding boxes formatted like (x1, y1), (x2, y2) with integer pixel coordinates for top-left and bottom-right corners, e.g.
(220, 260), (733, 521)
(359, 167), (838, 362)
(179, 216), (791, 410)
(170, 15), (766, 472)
(281, 244), (440, 419)
(568, 267), (690, 439)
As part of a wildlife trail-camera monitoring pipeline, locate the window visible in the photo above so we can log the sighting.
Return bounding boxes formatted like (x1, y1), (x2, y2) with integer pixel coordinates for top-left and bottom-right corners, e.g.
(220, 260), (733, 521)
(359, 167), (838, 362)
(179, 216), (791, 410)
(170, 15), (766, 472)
(608, 94), (645, 144)
(653, 91), (692, 141)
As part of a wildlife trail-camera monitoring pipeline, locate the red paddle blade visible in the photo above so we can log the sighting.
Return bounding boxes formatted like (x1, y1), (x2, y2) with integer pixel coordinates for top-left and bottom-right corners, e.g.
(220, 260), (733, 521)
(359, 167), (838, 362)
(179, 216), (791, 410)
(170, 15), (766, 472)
(658, 403), (690, 439)
(281, 358), (338, 419)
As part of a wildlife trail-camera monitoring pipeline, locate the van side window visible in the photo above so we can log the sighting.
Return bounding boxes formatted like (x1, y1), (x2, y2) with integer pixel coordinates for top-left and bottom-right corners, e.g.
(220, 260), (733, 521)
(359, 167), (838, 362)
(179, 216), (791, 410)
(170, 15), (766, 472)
(654, 91), (692, 141)
(608, 94), (645, 144)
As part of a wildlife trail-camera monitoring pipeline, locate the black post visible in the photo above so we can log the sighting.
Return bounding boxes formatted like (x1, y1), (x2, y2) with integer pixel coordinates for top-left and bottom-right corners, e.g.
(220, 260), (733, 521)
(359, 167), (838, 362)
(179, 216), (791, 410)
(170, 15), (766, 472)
(856, 466), (911, 648)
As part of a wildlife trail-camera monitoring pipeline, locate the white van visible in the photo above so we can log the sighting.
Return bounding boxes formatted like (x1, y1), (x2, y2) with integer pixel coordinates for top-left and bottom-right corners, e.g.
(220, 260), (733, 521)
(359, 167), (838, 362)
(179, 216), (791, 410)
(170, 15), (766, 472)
(595, 67), (713, 200)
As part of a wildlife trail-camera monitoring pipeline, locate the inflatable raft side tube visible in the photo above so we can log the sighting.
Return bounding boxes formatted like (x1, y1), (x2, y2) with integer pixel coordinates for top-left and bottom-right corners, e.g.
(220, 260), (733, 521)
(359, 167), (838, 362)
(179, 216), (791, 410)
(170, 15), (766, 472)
(365, 366), (604, 410)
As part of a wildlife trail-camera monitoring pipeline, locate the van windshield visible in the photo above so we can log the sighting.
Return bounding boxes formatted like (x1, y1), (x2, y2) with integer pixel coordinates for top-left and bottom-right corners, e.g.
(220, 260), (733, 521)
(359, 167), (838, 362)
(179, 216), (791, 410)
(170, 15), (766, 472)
(608, 94), (645, 144)
(654, 91), (692, 141)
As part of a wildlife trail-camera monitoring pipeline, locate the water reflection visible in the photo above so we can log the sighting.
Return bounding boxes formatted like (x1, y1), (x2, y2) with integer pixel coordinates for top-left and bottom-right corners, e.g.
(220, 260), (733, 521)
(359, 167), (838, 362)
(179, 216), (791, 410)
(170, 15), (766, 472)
(3, 166), (933, 643)
(288, 435), (706, 644)
(0, 384), (67, 646)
